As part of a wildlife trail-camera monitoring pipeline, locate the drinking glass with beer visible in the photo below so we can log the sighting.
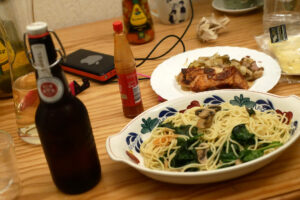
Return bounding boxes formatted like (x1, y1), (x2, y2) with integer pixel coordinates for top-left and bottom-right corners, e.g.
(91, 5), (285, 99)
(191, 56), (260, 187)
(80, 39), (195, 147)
(10, 63), (40, 145)
(7, 33), (40, 145)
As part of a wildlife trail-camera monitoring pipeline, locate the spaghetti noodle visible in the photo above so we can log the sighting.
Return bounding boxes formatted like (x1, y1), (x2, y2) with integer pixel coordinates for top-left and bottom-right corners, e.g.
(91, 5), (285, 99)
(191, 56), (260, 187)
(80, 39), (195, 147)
(140, 102), (291, 172)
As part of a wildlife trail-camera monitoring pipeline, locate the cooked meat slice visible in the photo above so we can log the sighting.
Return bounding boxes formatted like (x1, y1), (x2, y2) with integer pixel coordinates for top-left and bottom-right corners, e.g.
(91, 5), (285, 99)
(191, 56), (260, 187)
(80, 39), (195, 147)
(178, 66), (249, 92)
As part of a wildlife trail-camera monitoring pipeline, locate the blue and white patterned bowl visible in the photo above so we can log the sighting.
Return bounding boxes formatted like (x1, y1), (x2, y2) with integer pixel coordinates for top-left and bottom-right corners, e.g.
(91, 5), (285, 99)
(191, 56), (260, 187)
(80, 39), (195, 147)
(106, 90), (300, 184)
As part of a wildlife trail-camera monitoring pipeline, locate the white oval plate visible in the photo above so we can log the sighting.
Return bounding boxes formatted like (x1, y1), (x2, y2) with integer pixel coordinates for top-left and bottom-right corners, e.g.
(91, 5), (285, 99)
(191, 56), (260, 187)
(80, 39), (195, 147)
(212, 0), (263, 14)
(150, 46), (281, 100)
(106, 90), (299, 184)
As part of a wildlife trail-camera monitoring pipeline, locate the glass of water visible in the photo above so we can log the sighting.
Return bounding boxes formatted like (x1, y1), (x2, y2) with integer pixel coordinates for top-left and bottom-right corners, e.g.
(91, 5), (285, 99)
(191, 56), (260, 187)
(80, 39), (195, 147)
(263, 0), (300, 75)
(0, 130), (21, 200)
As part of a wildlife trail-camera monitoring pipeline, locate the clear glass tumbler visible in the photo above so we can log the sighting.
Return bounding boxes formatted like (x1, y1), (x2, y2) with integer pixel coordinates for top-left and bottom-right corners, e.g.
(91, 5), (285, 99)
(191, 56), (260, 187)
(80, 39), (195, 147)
(0, 130), (21, 200)
(263, 0), (300, 75)
(263, 0), (300, 35)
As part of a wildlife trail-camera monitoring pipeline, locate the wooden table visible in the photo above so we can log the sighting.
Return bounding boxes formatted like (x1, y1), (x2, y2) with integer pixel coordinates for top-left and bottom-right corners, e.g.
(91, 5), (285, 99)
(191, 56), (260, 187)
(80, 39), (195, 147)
(1, 1), (300, 199)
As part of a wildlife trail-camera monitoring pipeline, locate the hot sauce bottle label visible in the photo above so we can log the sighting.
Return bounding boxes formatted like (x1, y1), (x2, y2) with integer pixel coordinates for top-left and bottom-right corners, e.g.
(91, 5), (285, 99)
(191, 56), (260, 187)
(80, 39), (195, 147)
(37, 77), (64, 103)
(118, 71), (142, 106)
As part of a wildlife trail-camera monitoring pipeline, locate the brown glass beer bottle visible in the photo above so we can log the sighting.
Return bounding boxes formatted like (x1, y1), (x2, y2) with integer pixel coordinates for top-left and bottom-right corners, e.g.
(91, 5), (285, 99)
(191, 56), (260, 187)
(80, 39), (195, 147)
(26, 22), (101, 194)
(113, 21), (144, 118)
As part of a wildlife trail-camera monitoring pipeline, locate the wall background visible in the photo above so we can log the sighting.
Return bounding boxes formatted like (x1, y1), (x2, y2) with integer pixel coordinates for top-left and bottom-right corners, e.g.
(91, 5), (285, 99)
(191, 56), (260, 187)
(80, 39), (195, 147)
(32, 0), (122, 29)
(9, 0), (200, 31)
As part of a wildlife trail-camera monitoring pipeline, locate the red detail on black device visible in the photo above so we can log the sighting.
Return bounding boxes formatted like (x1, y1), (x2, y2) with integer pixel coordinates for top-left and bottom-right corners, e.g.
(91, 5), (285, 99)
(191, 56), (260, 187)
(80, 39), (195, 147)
(61, 49), (116, 82)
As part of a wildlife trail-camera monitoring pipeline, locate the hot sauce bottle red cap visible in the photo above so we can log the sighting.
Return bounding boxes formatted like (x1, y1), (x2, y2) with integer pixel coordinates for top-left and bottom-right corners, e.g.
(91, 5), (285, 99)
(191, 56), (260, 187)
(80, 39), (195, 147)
(113, 21), (123, 33)
(26, 21), (48, 38)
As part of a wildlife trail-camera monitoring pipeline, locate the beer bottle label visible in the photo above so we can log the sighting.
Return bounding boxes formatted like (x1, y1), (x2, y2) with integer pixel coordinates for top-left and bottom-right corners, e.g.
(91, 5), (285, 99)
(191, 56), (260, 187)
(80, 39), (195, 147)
(118, 70), (141, 106)
(37, 77), (64, 103)
(31, 44), (52, 77)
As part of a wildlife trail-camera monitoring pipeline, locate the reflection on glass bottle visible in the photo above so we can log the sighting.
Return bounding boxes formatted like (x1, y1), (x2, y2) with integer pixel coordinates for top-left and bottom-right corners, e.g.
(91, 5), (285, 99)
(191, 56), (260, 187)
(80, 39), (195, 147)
(0, 21), (14, 98)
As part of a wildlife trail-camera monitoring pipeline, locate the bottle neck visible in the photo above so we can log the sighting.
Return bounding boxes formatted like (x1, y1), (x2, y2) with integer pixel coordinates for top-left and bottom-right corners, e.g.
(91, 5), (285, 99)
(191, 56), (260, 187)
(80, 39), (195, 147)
(28, 32), (57, 65)
(114, 31), (136, 74)
(28, 32), (71, 104)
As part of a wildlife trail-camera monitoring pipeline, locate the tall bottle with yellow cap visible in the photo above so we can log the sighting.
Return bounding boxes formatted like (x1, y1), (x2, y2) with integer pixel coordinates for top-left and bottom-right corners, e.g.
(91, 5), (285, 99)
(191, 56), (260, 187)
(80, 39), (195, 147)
(122, 0), (154, 44)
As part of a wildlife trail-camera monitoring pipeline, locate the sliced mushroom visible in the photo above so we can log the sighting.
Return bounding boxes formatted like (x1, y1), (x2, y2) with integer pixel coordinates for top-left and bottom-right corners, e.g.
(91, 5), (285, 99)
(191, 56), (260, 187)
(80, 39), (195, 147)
(197, 149), (207, 164)
(164, 160), (168, 169)
(195, 108), (205, 116)
(195, 108), (215, 118)
(195, 108), (216, 129)
(235, 159), (242, 165)
(196, 143), (208, 164)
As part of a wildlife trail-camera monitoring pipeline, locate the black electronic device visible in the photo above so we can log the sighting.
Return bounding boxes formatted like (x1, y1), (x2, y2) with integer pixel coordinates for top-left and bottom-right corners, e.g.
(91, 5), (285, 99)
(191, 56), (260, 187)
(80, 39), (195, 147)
(61, 49), (116, 82)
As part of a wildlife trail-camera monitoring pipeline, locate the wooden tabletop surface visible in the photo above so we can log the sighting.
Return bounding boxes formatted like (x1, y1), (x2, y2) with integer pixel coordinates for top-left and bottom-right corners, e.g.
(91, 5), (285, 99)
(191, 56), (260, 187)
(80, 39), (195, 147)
(1, 1), (300, 199)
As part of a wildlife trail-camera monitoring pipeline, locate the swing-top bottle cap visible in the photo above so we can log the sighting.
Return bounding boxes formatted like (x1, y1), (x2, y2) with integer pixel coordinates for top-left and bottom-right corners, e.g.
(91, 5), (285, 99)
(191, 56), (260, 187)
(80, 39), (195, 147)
(26, 21), (48, 36)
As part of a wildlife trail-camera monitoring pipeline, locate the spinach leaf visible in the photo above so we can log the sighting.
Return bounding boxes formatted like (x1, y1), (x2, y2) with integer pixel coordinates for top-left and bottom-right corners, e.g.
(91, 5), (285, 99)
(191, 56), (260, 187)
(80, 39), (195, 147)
(174, 125), (198, 137)
(207, 150), (212, 158)
(176, 137), (186, 146)
(186, 135), (202, 146)
(174, 125), (191, 135)
(220, 152), (238, 163)
(219, 142), (240, 163)
(240, 149), (264, 162)
(246, 107), (256, 116)
(217, 163), (235, 169)
(184, 167), (199, 172)
(158, 121), (175, 129)
(158, 121), (203, 168)
(160, 149), (176, 165)
(159, 122), (199, 137)
(261, 141), (283, 150)
(240, 141), (283, 162)
(258, 141), (281, 148)
(231, 124), (255, 147)
(170, 137), (199, 168)
(159, 157), (164, 163)
(190, 127), (199, 136)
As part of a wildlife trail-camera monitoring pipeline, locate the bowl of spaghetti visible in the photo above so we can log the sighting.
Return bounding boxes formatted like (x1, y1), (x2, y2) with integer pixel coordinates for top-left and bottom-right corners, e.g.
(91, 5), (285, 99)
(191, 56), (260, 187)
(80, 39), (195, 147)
(106, 90), (300, 184)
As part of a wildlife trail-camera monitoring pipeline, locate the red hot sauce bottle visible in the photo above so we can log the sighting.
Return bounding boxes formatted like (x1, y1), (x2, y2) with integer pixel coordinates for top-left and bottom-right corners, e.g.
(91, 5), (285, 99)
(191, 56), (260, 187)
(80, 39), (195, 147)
(113, 21), (144, 118)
